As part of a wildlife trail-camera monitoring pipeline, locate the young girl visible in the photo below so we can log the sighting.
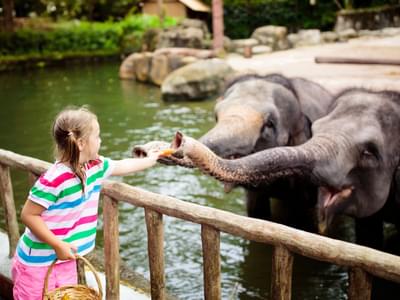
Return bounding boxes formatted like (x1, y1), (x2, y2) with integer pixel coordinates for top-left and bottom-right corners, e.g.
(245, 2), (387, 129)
(12, 106), (165, 300)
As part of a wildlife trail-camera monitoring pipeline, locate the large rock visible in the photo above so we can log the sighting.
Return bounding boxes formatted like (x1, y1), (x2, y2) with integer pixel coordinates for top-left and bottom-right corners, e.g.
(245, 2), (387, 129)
(141, 19), (211, 51)
(289, 29), (322, 48)
(251, 25), (289, 50)
(119, 52), (142, 80)
(134, 52), (153, 82)
(161, 59), (234, 101)
(119, 48), (215, 85)
(157, 27), (205, 49)
(150, 54), (171, 86)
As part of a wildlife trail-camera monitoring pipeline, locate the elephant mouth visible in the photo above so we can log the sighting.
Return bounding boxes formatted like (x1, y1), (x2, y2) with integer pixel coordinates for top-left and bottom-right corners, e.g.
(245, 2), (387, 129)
(318, 185), (353, 234)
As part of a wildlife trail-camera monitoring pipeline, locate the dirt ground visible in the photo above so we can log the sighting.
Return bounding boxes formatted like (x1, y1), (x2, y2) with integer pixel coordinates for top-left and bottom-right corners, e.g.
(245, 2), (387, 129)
(226, 34), (400, 94)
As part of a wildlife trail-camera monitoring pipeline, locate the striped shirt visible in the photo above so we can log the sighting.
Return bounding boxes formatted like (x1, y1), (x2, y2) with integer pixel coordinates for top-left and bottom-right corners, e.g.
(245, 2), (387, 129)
(15, 156), (114, 266)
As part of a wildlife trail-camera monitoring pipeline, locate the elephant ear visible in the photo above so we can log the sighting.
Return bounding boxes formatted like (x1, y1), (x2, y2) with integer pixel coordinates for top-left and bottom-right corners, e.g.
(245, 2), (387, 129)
(288, 115), (312, 146)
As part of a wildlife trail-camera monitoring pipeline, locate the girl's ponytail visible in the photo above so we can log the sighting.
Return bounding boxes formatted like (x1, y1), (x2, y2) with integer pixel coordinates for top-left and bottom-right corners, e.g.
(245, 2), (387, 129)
(66, 131), (86, 194)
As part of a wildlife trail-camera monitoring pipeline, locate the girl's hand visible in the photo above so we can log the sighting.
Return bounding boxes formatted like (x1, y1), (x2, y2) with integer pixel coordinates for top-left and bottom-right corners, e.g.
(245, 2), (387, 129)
(147, 149), (165, 161)
(54, 241), (77, 260)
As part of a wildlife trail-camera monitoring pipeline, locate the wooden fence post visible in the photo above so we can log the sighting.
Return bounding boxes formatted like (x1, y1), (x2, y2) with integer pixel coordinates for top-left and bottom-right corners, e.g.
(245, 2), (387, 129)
(103, 195), (120, 300)
(271, 245), (293, 300)
(145, 208), (165, 300)
(28, 172), (38, 187)
(0, 163), (20, 257)
(202, 224), (221, 300)
(348, 267), (372, 300)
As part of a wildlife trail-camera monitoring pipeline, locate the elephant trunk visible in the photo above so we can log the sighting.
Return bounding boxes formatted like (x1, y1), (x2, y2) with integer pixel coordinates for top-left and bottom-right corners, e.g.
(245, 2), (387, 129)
(172, 132), (336, 186)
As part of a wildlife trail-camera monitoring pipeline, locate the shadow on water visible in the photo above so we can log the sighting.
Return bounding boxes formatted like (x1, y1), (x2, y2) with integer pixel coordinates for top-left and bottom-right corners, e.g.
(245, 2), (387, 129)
(0, 61), (400, 299)
(233, 239), (348, 300)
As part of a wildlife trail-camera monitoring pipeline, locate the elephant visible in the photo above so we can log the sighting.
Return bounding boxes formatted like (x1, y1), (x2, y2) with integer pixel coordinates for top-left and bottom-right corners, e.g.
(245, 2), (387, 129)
(167, 88), (400, 248)
(134, 73), (334, 227)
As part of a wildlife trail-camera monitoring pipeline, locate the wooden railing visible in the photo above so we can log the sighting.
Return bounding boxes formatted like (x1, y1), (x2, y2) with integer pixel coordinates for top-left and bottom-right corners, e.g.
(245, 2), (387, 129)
(1, 148), (400, 299)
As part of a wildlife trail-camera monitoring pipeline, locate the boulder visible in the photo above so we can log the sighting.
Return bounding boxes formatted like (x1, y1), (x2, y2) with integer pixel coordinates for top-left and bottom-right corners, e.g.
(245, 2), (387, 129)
(150, 54), (171, 86)
(157, 27), (205, 49)
(142, 18), (211, 51)
(161, 59), (234, 101)
(321, 31), (339, 43)
(291, 29), (322, 47)
(338, 28), (358, 41)
(119, 52), (142, 80)
(251, 25), (289, 50)
(134, 52), (153, 82)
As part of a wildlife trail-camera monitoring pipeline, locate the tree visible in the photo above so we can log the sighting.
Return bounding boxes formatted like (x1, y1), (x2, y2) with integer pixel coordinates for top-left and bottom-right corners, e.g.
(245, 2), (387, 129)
(2, 0), (15, 31)
(212, 0), (224, 51)
(157, 0), (165, 27)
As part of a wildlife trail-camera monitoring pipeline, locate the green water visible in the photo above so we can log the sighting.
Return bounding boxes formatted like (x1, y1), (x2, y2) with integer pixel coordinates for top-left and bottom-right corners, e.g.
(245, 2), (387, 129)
(0, 61), (362, 299)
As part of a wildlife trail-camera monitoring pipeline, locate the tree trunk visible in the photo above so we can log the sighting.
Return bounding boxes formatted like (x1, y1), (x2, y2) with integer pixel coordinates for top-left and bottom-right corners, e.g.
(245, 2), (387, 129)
(157, 0), (164, 27)
(212, 0), (224, 51)
(2, 0), (15, 32)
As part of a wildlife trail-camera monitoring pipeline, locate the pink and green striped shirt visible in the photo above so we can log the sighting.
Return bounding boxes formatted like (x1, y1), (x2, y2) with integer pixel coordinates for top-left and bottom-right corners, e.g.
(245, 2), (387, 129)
(16, 156), (114, 266)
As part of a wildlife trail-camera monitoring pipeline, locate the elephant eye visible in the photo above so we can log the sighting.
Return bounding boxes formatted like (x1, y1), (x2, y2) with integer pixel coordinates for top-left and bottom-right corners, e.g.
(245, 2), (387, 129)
(261, 119), (275, 136)
(362, 150), (374, 158)
(265, 120), (274, 128)
(360, 144), (380, 168)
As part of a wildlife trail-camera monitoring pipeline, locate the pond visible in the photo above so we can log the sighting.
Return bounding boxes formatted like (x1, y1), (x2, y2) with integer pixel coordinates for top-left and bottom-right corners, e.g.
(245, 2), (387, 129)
(0, 61), (396, 299)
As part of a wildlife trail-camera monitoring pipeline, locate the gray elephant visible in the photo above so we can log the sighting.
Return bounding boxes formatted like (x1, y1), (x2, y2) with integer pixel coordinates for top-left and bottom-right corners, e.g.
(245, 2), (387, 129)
(198, 73), (333, 223)
(168, 88), (400, 248)
(134, 74), (333, 226)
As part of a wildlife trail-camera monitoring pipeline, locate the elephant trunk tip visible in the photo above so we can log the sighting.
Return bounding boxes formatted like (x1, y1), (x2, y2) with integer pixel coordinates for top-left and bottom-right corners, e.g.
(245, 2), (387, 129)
(132, 147), (147, 158)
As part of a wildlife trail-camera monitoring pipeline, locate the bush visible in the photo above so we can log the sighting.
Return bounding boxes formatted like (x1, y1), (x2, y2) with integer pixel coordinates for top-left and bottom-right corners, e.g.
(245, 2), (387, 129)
(0, 14), (177, 56)
(223, 0), (337, 39)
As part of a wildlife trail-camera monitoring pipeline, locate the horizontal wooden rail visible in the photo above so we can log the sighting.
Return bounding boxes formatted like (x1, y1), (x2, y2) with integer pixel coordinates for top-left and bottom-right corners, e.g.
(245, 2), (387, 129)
(0, 149), (51, 174)
(315, 56), (400, 66)
(101, 181), (400, 284)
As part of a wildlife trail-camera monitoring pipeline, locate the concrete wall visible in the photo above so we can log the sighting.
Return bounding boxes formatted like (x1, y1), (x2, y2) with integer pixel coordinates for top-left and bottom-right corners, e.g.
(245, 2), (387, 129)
(335, 5), (400, 31)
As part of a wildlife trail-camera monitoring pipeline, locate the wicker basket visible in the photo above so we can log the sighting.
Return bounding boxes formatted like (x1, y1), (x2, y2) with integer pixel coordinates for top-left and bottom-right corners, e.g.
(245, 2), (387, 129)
(43, 255), (103, 300)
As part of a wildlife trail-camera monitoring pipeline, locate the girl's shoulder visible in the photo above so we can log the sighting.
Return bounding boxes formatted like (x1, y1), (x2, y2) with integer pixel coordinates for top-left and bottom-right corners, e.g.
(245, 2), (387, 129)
(86, 158), (103, 169)
(35, 162), (76, 191)
(85, 156), (114, 179)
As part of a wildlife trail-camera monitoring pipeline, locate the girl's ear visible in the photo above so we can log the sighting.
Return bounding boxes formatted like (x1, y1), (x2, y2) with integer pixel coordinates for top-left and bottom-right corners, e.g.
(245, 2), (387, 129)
(77, 138), (85, 152)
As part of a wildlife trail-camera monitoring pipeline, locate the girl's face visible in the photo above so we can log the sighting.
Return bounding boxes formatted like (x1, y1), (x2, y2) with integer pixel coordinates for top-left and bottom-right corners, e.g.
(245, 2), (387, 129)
(79, 120), (101, 163)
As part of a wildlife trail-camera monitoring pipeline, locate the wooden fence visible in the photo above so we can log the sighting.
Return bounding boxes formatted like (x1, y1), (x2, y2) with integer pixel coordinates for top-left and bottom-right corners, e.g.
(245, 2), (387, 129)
(1, 148), (400, 299)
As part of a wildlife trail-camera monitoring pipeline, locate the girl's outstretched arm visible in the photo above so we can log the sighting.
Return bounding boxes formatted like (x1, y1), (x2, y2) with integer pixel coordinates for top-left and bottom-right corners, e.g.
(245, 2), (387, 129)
(111, 150), (162, 176)
(21, 200), (77, 260)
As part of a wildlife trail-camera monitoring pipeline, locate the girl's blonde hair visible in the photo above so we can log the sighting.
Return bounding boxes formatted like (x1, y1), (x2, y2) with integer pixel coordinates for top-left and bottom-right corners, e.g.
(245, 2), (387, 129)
(52, 106), (98, 190)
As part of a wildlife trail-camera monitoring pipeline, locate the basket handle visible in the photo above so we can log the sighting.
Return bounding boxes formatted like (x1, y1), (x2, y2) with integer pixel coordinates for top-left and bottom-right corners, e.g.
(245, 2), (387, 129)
(43, 255), (103, 299)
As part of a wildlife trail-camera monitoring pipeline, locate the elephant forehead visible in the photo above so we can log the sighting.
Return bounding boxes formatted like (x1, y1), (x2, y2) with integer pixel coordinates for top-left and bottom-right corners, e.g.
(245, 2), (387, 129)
(223, 79), (293, 104)
(313, 100), (381, 132)
(218, 105), (265, 123)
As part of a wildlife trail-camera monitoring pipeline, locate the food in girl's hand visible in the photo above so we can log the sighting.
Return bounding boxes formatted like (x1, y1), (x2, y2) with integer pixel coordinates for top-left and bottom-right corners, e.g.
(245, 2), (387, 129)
(160, 148), (175, 156)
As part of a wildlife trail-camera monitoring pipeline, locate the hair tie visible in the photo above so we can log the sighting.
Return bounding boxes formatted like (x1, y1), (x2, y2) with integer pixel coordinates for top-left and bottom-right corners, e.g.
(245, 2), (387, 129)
(68, 131), (73, 136)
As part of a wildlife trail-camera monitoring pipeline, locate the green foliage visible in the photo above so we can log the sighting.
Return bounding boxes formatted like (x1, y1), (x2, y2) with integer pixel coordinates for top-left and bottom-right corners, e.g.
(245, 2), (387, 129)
(0, 14), (177, 57)
(0, 24), (122, 55)
(22, 0), (142, 21)
(119, 14), (177, 33)
(223, 0), (338, 39)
